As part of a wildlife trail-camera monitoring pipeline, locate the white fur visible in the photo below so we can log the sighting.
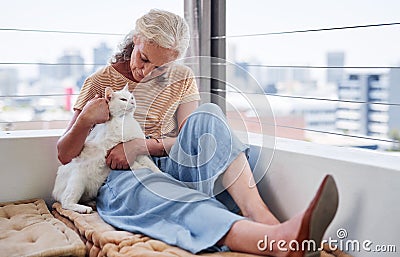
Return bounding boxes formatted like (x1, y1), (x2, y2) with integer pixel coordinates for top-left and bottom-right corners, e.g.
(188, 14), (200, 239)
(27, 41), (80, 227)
(52, 84), (160, 213)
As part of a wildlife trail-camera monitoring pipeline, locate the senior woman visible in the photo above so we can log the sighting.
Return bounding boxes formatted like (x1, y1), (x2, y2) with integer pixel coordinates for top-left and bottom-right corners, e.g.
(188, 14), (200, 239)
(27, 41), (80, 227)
(57, 9), (338, 256)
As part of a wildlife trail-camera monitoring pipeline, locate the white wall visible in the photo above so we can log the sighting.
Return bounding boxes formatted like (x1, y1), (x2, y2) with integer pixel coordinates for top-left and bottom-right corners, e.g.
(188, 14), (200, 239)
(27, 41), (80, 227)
(0, 130), (399, 256)
(0, 130), (62, 205)
(247, 137), (400, 257)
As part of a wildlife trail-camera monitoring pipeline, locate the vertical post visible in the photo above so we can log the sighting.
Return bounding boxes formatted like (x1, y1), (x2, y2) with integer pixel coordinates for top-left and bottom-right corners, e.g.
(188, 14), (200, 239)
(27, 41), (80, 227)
(184, 0), (211, 103)
(184, 0), (226, 110)
(210, 0), (226, 113)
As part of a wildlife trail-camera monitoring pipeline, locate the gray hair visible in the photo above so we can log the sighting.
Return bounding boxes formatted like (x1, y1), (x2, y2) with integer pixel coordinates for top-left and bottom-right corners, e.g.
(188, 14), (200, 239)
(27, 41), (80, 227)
(112, 9), (190, 63)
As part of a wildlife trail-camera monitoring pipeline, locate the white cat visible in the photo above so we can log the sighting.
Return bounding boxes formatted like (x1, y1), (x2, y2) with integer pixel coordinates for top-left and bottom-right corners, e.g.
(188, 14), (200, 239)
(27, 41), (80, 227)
(52, 84), (161, 213)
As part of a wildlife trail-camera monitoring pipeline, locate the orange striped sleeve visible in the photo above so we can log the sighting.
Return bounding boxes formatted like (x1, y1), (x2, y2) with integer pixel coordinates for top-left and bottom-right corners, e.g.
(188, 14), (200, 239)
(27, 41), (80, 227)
(180, 75), (201, 104)
(73, 77), (97, 111)
(73, 67), (121, 111)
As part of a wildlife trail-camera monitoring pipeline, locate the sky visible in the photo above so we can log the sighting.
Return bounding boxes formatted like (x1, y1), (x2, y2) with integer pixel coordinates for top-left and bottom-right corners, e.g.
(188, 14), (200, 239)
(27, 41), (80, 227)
(226, 0), (400, 84)
(1, 0), (400, 80)
(0, 0), (183, 78)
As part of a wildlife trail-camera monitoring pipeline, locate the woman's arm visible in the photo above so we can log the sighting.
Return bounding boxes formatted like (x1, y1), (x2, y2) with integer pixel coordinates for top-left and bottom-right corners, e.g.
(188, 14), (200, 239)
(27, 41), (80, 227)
(177, 101), (198, 134)
(57, 95), (110, 164)
(161, 100), (199, 153)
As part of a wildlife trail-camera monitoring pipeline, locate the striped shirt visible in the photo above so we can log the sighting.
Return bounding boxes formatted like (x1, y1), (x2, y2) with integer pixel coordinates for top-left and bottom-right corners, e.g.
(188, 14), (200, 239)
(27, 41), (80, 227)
(74, 64), (200, 138)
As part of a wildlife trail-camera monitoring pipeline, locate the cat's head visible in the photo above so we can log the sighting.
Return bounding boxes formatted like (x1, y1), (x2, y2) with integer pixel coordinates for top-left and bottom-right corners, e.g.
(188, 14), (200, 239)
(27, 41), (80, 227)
(105, 83), (136, 117)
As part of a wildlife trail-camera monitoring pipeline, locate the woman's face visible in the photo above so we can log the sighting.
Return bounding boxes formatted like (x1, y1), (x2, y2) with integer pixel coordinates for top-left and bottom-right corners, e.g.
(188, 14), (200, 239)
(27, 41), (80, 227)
(130, 36), (179, 82)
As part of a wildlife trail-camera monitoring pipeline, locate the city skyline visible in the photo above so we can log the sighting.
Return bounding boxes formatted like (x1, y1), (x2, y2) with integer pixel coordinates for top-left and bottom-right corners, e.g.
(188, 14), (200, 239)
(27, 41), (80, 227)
(1, 36), (399, 150)
(1, 0), (399, 149)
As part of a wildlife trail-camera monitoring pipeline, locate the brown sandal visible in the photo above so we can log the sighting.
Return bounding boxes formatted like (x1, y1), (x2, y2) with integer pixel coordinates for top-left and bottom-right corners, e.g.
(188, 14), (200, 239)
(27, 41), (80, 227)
(290, 175), (339, 257)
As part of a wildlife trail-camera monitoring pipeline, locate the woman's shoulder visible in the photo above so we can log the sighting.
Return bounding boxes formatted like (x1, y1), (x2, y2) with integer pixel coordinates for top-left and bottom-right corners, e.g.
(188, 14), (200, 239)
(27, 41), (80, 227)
(83, 65), (109, 84)
(90, 65), (118, 79)
(169, 63), (195, 78)
(89, 64), (133, 87)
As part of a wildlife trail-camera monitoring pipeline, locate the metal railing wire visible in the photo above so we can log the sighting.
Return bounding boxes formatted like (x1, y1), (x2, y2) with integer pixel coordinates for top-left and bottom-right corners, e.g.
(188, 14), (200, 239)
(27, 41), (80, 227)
(1, 22), (399, 148)
(0, 27), (124, 36)
(227, 116), (399, 144)
(0, 62), (104, 66)
(211, 88), (400, 107)
(0, 93), (80, 98)
(211, 22), (400, 39)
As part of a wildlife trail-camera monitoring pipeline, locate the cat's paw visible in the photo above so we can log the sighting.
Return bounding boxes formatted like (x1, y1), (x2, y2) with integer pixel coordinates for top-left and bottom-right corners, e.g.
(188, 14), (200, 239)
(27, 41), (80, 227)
(76, 205), (93, 214)
(63, 203), (93, 214)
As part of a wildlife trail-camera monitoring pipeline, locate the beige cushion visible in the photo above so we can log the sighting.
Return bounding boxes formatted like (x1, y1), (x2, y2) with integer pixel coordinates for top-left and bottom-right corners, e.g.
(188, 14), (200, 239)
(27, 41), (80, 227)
(0, 198), (86, 257)
(52, 202), (258, 257)
(52, 202), (353, 257)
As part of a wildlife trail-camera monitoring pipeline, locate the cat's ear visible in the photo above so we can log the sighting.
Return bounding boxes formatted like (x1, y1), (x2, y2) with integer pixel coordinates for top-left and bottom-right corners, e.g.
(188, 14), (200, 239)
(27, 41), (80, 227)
(123, 83), (130, 91)
(105, 87), (113, 101)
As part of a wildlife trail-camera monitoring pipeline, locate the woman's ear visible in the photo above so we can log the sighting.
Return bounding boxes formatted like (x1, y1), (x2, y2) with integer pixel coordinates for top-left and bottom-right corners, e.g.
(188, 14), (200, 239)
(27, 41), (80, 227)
(105, 87), (113, 101)
(133, 35), (139, 45)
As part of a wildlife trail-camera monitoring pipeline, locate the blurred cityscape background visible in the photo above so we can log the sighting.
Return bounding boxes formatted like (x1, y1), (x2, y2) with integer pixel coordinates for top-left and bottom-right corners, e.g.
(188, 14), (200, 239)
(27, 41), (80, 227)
(1, 43), (399, 152)
(224, 47), (400, 151)
(0, 43), (112, 130)
(0, 0), (399, 153)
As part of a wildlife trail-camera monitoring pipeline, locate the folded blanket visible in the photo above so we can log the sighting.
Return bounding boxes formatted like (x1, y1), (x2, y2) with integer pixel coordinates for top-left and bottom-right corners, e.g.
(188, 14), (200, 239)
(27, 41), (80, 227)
(0, 199), (85, 257)
(52, 202), (351, 257)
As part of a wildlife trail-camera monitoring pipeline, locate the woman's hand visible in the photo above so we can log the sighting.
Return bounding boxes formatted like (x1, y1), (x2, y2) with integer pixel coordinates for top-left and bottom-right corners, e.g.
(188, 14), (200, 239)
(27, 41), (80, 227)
(106, 138), (148, 170)
(79, 95), (110, 127)
(57, 95), (110, 164)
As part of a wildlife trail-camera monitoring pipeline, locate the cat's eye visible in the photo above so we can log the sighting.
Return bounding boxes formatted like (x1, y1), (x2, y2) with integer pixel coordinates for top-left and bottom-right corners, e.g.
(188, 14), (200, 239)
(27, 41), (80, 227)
(120, 98), (127, 102)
